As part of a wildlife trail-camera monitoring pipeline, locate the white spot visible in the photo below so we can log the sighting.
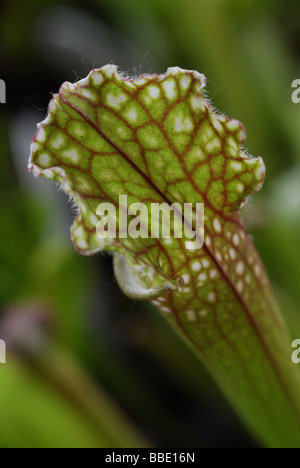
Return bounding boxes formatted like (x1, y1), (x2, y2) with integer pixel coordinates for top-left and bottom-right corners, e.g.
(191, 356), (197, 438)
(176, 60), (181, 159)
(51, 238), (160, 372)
(236, 280), (244, 293)
(198, 273), (207, 282)
(254, 265), (261, 277)
(256, 164), (265, 180)
(161, 306), (172, 314)
(31, 142), (39, 152)
(163, 238), (172, 245)
(77, 239), (88, 250)
(163, 80), (176, 100)
(216, 252), (222, 262)
(236, 182), (244, 193)
(227, 119), (240, 131)
(236, 261), (244, 276)
(186, 310), (197, 322)
(202, 259), (209, 268)
(82, 89), (97, 101)
(208, 292), (216, 303)
(190, 96), (206, 112)
(74, 226), (84, 238)
(229, 248), (236, 260)
(233, 234), (240, 246)
(182, 274), (190, 285)
(39, 153), (50, 166)
(213, 218), (222, 233)
(51, 135), (65, 149)
(212, 118), (223, 133)
(126, 108), (138, 122)
(205, 236), (211, 247)
(181, 75), (191, 90)
(183, 287), (191, 294)
(148, 86), (160, 99)
(192, 261), (201, 272)
(90, 214), (98, 227)
(199, 310), (208, 317)
(135, 78), (147, 86)
(245, 274), (251, 285)
(107, 92), (127, 109)
(36, 127), (46, 142)
(210, 270), (218, 279)
(231, 161), (243, 171)
(91, 72), (104, 85)
(206, 139), (221, 153)
(63, 149), (79, 163)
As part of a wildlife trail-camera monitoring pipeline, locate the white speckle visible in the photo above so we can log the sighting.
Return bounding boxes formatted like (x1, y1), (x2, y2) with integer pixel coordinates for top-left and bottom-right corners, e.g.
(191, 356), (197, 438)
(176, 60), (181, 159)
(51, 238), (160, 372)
(161, 306), (172, 314)
(63, 149), (79, 163)
(42, 169), (54, 179)
(183, 287), (191, 294)
(39, 153), (50, 166)
(102, 64), (118, 77)
(90, 214), (98, 227)
(245, 274), (251, 285)
(107, 92), (127, 109)
(229, 248), (236, 260)
(208, 292), (216, 303)
(77, 239), (88, 250)
(236, 280), (244, 293)
(181, 75), (191, 90)
(190, 96), (206, 111)
(256, 164), (265, 180)
(192, 261), (201, 271)
(182, 274), (190, 285)
(205, 236), (211, 247)
(174, 117), (184, 132)
(163, 79), (176, 100)
(227, 119), (240, 131)
(254, 265), (261, 277)
(236, 261), (244, 275)
(126, 108), (138, 122)
(91, 72), (104, 85)
(233, 234), (240, 246)
(216, 252), (222, 262)
(36, 127), (46, 142)
(74, 226), (84, 238)
(163, 238), (172, 245)
(231, 161), (242, 171)
(213, 218), (222, 233)
(186, 310), (197, 322)
(31, 142), (39, 152)
(199, 310), (208, 317)
(206, 139), (221, 153)
(148, 86), (160, 99)
(198, 273), (207, 282)
(237, 182), (244, 193)
(202, 259), (209, 268)
(51, 135), (65, 149)
(210, 270), (218, 279)
(135, 78), (147, 86)
(82, 89), (97, 101)
(212, 118), (223, 133)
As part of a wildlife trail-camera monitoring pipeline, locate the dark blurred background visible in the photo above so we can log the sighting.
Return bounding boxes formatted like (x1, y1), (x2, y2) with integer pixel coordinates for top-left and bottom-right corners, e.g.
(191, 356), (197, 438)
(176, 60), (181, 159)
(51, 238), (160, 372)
(1, 0), (300, 448)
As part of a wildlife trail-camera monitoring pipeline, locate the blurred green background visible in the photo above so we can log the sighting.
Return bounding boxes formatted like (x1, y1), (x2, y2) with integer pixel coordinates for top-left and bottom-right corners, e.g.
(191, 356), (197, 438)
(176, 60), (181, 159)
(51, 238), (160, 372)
(1, 0), (300, 448)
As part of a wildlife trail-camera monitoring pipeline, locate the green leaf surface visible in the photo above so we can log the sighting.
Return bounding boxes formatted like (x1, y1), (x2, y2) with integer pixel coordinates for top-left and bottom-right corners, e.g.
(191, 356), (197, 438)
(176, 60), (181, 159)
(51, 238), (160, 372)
(29, 65), (300, 447)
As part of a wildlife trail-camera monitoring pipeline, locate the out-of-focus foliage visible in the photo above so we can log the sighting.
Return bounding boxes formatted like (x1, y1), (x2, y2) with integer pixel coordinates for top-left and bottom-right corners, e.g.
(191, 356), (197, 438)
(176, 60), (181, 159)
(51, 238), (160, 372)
(1, 0), (300, 448)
